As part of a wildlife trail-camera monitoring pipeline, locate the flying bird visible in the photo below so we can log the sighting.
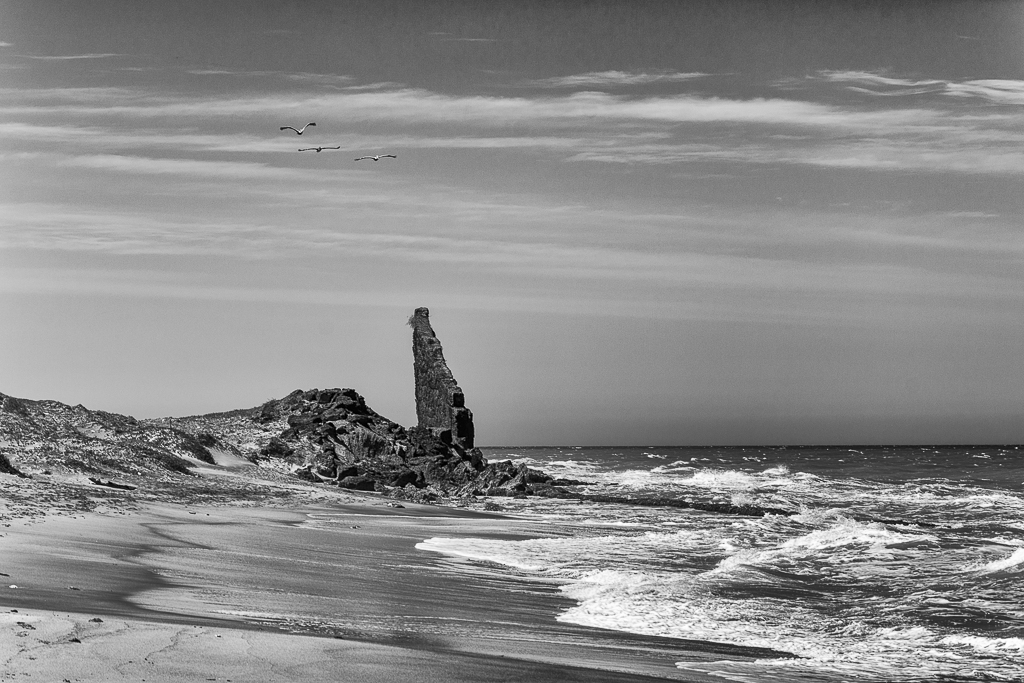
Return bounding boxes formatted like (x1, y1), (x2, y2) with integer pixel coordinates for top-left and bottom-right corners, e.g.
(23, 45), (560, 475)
(354, 154), (397, 161)
(298, 146), (341, 153)
(280, 122), (316, 135)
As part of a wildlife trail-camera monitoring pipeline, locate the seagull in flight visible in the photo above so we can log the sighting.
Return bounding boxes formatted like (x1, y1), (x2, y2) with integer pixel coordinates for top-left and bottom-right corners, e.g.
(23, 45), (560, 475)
(354, 154), (397, 162)
(299, 146), (341, 153)
(280, 122), (316, 135)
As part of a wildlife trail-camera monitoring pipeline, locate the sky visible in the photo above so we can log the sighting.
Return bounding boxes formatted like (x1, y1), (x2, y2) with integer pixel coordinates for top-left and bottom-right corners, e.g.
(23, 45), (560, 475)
(1, 0), (1022, 446)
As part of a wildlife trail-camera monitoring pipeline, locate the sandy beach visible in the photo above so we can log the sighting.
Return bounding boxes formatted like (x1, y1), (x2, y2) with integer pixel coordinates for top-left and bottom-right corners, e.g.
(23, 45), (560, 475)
(0, 461), (783, 682)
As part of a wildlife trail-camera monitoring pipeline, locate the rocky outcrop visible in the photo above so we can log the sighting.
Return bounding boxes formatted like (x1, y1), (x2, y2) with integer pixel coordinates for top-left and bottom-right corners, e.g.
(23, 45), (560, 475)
(0, 384), (557, 499)
(409, 307), (475, 450)
(246, 387), (489, 497)
(173, 384), (566, 499)
(0, 310), (563, 499)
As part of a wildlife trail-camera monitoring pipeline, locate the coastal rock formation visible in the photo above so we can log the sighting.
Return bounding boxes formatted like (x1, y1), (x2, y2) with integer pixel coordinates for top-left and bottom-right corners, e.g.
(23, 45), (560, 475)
(244, 387), (495, 497)
(0, 385), (556, 499)
(409, 307), (475, 449)
(0, 310), (563, 500)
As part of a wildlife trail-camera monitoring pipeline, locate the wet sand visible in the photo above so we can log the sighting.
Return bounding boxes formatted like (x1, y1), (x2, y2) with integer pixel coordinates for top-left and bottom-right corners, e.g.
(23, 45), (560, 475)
(0, 475), (779, 681)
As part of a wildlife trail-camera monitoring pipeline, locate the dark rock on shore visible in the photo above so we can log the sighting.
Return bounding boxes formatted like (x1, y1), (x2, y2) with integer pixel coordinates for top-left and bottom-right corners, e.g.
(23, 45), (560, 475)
(0, 451), (25, 477)
(88, 477), (137, 491)
(338, 475), (377, 491)
(549, 478), (593, 487)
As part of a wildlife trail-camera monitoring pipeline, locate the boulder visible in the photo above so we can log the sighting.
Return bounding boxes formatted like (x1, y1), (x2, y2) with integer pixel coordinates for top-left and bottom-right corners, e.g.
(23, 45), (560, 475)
(286, 413), (319, 428)
(338, 475), (377, 491)
(260, 437), (294, 459)
(0, 452), (25, 477)
(390, 469), (421, 488)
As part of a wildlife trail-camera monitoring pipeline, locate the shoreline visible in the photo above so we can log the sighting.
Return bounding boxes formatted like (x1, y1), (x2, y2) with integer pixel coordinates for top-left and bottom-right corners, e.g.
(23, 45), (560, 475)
(0, 474), (784, 682)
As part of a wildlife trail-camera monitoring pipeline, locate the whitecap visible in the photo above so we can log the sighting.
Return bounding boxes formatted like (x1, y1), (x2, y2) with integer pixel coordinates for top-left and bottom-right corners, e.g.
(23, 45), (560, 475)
(941, 634), (1024, 652)
(978, 547), (1024, 574)
(711, 518), (932, 576)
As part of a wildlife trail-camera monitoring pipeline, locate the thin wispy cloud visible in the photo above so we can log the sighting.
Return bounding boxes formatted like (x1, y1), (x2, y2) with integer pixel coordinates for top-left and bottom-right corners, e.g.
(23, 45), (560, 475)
(0, 86), (141, 103)
(3, 78), (1023, 178)
(0, 213), (1004, 301)
(0, 86), (940, 130)
(20, 52), (125, 60)
(3, 70), (1023, 181)
(2, 246), (1016, 328)
(820, 71), (946, 89)
(945, 79), (1024, 105)
(0, 265), (735, 324)
(0, 122), (292, 153)
(284, 72), (355, 85)
(530, 71), (709, 88)
(6, 191), (1020, 276)
(186, 69), (239, 76)
(568, 138), (1024, 175)
(0, 120), (665, 156)
(185, 68), (354, 86)
(58, 154), (311, 181)
(808, 71), (1024, 105)
(428, 32), (498, 42)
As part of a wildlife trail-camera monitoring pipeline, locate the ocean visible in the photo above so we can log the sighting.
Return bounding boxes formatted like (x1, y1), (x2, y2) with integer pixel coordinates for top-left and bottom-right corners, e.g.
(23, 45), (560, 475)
(417, 446), (1024, 682)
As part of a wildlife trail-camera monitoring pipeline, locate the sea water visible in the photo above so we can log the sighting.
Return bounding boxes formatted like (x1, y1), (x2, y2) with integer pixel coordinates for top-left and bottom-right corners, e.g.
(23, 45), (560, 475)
(417, 446), (1024, 682)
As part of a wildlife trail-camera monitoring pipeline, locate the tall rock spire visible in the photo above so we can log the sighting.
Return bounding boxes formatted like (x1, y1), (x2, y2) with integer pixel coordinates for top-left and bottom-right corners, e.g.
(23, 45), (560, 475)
(409, 307), (475, 449)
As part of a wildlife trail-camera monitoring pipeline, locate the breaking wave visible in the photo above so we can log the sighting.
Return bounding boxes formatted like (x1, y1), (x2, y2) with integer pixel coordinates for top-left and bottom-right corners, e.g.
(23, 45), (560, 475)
(421, 447), (1024, 681)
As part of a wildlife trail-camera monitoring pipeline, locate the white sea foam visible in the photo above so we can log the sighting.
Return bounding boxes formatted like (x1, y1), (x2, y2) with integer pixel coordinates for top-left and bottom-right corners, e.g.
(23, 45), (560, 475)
(556, 566), (969, 679)
(418, 526), (730, 576)
(711, 518), (930, 577)
(941, 634), (1024, 652)
(421, 519), (1024, 681)
(425, 449), (1024, 681)
(790, 506), (851, 525)
(576, 519), (649, 527)
(416, 536), (561, 573)
(730, 492), (755, 507)
(651, 459), (693, 470)
(589, 464), (807, 500)
(979, 546), (1024, 574)
(564, 571), (1016, 681)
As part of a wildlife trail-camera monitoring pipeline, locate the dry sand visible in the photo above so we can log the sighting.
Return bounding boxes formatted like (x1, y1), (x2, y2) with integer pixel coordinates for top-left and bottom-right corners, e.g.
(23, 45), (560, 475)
(0, 466), (773, 681)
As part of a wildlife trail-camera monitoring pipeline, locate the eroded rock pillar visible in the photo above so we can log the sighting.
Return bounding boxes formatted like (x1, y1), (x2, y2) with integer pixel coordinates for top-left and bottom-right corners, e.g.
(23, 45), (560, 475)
(409, 307), (475, 449)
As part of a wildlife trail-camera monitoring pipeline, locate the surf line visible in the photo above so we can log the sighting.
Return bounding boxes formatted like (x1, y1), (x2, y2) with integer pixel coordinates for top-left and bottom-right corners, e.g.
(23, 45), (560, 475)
(569, 493), (937, 527)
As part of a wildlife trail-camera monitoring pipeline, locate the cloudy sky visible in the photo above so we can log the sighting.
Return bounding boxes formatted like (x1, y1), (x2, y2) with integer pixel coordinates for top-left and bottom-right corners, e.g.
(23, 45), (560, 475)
(1, 1), (1022, 445)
